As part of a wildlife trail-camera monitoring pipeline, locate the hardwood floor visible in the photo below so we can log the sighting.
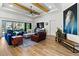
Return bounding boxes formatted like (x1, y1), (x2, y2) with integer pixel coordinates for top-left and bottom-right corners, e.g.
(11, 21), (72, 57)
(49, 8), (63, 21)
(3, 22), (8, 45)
(0, 36), (79, 56)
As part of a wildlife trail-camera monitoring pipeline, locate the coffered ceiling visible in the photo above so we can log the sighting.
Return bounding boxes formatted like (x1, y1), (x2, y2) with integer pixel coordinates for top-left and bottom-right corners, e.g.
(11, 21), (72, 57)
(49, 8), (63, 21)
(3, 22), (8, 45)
(0, 3), (61, 18)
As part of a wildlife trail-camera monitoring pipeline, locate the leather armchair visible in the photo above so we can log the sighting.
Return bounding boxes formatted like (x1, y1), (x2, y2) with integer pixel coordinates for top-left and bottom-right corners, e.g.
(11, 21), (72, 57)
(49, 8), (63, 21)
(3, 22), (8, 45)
(12, 36), (23, 46)
(31, 32), (46, 42)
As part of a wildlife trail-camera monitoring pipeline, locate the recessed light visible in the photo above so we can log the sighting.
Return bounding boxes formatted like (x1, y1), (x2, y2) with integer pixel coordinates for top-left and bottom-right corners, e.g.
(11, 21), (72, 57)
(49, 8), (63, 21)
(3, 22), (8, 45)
(9, 5), (13, 7)
(45, 4), (52, 9)
(48, 6), (52, 9)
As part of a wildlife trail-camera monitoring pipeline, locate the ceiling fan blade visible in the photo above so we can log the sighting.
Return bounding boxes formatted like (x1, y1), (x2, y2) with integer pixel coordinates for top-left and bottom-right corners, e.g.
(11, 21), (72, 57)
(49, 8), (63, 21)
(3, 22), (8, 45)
(32, 11), (40, 15)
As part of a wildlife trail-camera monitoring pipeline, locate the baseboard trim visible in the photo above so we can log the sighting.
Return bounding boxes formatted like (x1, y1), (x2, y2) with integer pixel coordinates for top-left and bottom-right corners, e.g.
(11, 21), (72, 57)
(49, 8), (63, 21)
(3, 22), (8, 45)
(47, 35), (55, 37)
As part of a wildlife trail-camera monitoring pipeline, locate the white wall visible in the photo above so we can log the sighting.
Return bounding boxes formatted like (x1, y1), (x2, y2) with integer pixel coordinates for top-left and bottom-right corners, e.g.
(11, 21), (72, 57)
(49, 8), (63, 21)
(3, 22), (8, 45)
(34, 3), (79, 43)
(34, 10), (63, 35)
(0, 8), (33, 37)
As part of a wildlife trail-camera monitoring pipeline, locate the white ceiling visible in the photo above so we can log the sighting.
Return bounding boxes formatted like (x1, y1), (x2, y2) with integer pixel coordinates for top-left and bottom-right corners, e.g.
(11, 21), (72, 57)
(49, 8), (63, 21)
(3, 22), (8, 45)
(0, 3), (62, 18)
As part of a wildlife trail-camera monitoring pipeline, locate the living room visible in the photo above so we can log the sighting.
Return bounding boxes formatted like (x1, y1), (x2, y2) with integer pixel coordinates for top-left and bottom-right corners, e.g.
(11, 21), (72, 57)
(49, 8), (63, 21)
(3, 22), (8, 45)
(0, 3), (79, 56)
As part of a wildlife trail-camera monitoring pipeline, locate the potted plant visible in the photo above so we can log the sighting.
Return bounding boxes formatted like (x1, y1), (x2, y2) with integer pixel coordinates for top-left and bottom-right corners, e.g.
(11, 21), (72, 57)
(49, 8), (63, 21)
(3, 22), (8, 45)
(56, 28), (64, 43)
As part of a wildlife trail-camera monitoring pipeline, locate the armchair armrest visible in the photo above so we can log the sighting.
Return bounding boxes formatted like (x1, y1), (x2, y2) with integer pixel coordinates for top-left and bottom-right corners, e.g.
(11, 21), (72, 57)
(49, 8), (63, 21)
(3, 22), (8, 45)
(31, 35), (39, 42)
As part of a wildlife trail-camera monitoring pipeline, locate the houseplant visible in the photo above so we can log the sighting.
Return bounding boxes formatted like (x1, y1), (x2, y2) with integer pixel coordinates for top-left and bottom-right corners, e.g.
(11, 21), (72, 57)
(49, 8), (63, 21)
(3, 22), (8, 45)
(56, 28), (64, 43)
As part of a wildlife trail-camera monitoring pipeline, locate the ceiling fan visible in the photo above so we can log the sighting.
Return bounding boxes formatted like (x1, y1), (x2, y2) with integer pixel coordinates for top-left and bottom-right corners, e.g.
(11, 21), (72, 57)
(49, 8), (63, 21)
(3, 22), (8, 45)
(29, 6), (40, 15)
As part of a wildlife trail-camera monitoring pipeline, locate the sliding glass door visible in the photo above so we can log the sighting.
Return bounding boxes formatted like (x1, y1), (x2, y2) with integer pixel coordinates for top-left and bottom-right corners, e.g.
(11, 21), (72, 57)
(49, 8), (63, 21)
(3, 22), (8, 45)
(2, 20), (32, 36)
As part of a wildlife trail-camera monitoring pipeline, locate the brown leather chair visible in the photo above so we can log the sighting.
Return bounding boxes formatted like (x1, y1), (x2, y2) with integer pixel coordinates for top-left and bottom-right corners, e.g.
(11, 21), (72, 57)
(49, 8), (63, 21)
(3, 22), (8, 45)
(31, 32), (46, 42)
(12, 36), (23, 46)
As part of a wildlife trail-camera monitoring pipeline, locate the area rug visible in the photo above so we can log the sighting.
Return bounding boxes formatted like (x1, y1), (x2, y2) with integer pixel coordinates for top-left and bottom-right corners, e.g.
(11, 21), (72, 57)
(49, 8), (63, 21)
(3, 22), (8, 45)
(19, 38), (37, 48)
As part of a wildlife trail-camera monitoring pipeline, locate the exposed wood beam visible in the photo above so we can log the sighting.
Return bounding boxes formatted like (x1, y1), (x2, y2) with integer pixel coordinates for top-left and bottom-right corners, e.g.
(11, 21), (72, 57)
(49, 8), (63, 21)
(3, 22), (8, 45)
(14, 3), (40, 15)
(14, 3), (31, 12)
(32, 3), (49, 12)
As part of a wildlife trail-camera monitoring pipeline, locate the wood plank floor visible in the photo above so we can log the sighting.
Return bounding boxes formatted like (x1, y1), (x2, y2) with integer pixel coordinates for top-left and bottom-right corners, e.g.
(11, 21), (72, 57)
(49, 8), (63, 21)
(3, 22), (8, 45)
(0, 36), (79, 56)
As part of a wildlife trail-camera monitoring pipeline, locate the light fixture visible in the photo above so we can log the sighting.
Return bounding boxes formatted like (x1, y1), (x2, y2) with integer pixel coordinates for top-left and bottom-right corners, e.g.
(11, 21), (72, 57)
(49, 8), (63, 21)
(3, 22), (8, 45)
(48, 6), (52, 9)
(9, 4), (13, 7)
(45, 4), (52, 9)
(30, 6), (40, 15)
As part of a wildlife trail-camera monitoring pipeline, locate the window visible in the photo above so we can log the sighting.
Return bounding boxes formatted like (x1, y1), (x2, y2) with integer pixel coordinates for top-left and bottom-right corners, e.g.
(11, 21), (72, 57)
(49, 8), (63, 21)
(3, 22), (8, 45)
(2, 20), (32, 36)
